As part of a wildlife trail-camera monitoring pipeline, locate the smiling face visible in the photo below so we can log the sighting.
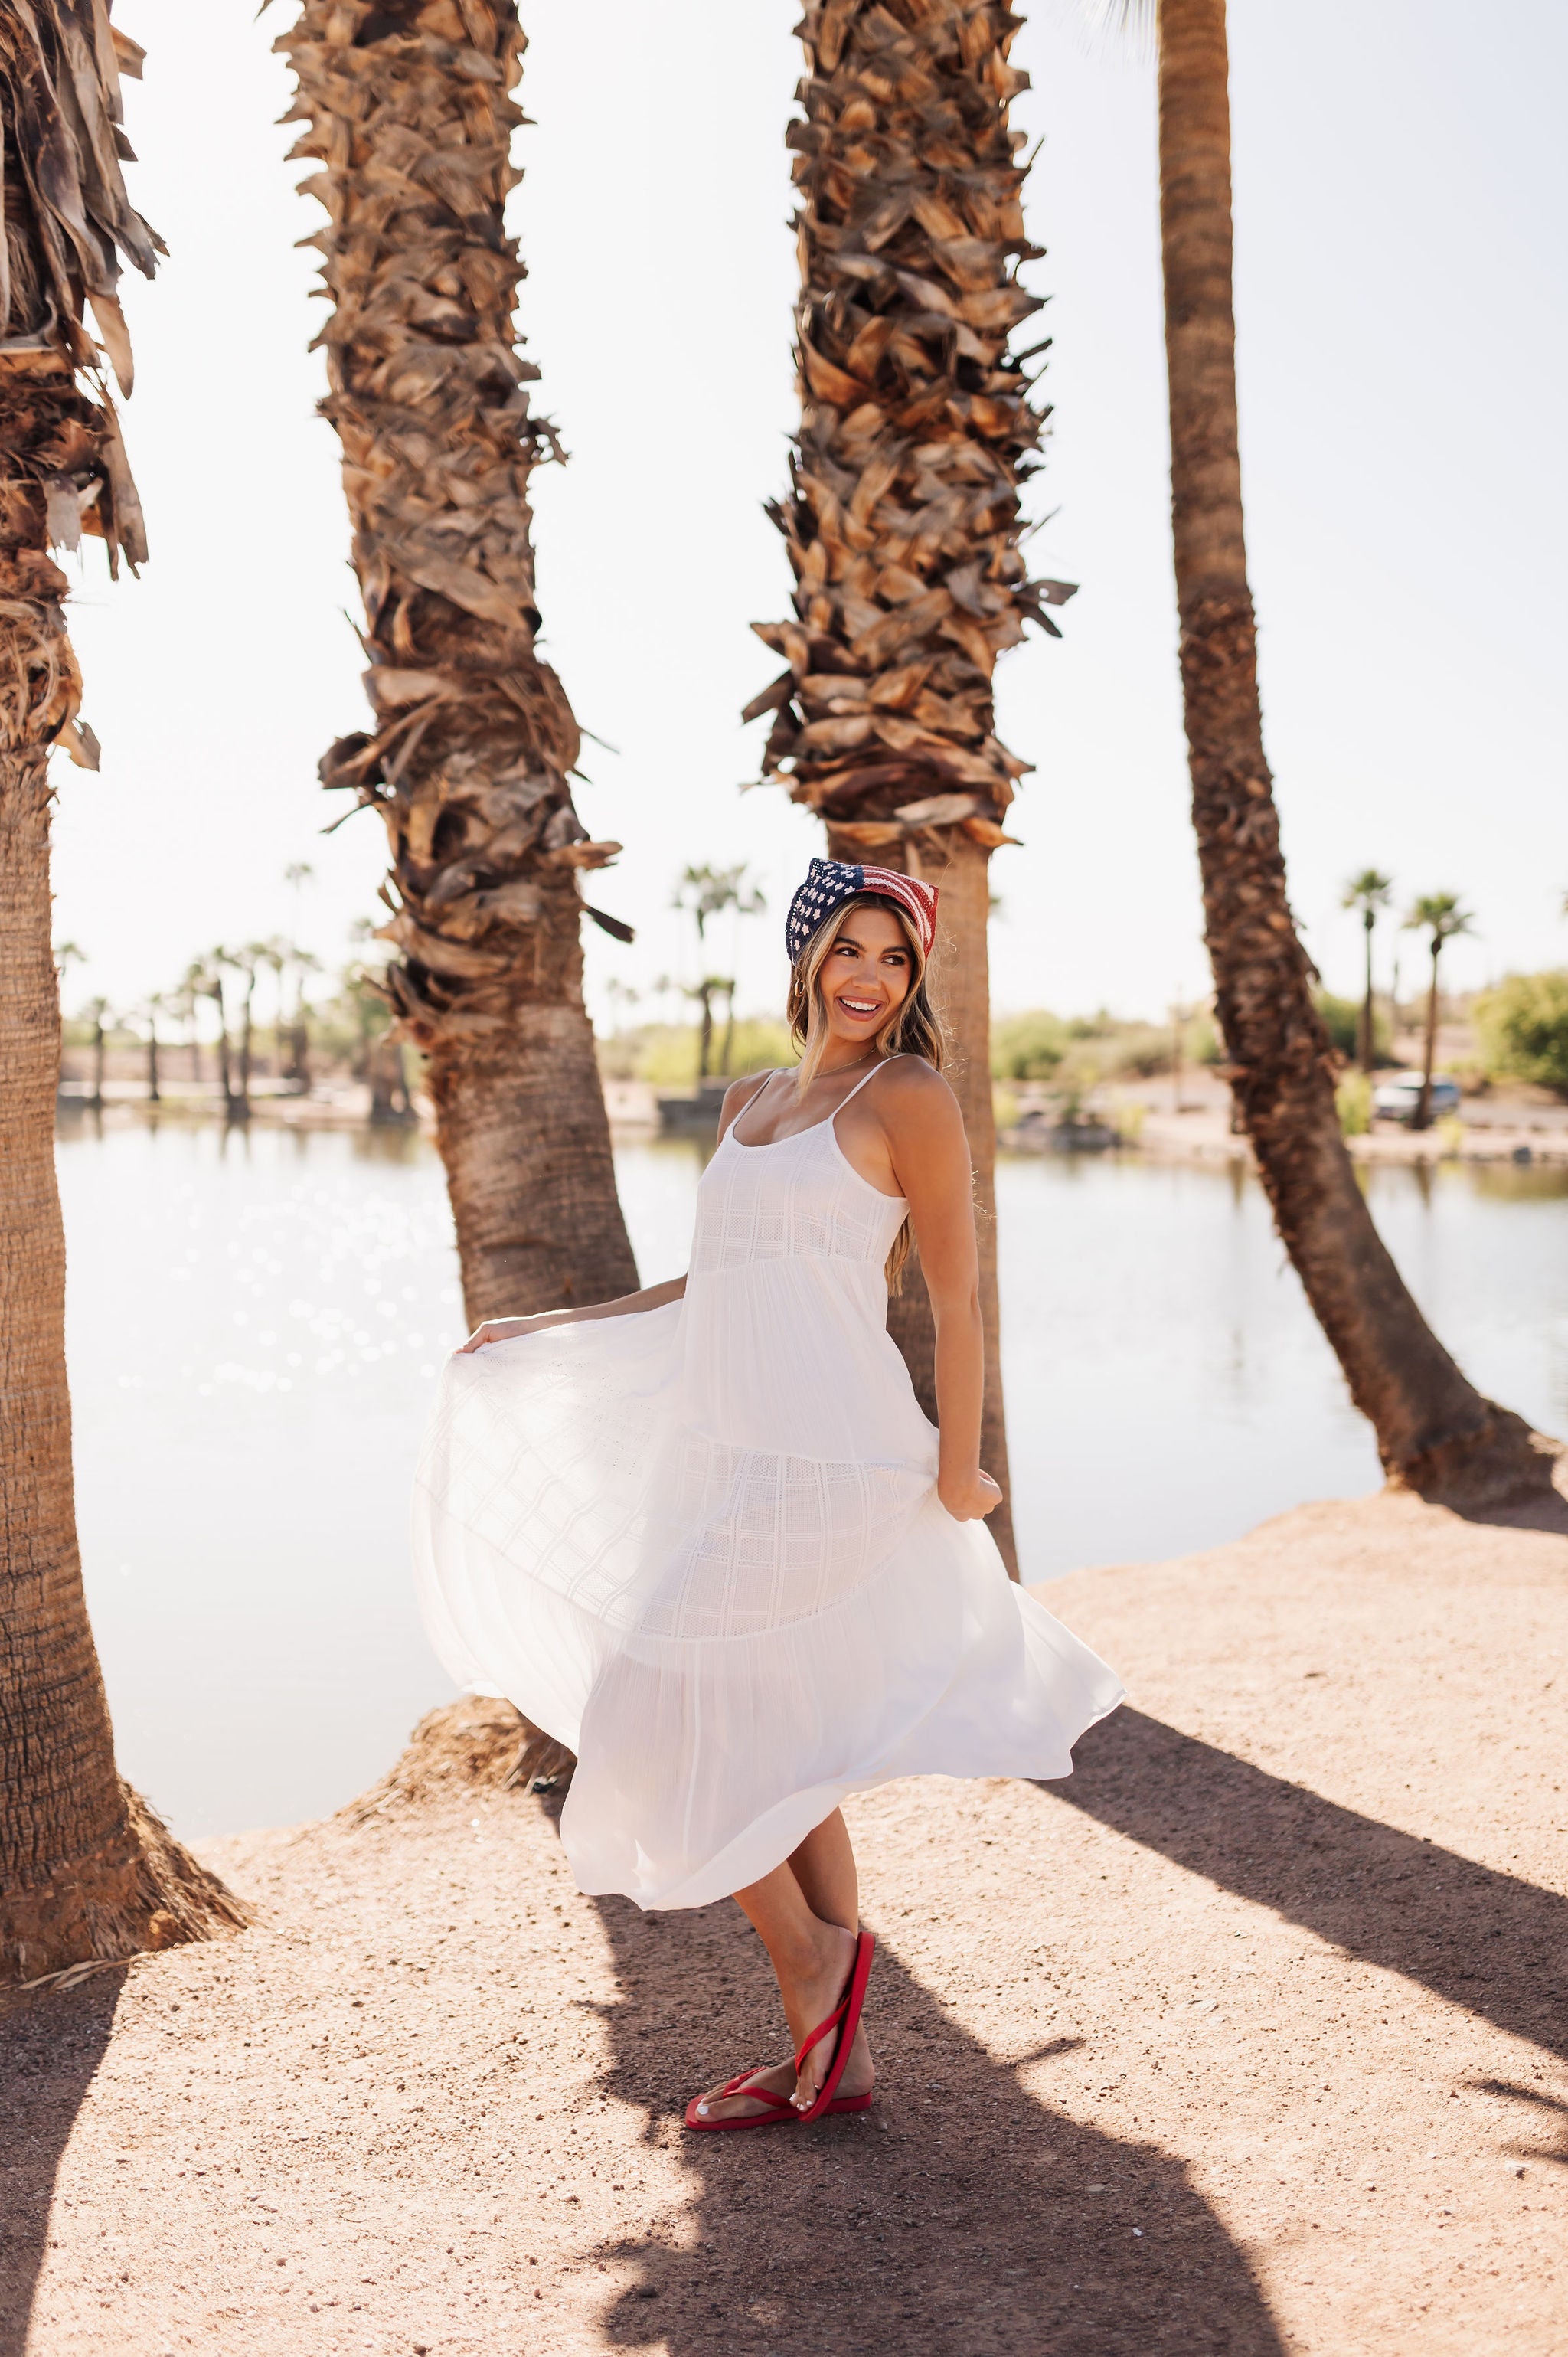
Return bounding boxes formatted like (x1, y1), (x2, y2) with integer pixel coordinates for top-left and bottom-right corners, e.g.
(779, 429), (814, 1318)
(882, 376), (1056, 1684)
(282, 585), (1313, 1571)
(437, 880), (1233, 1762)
(816, 903), (916, 1051)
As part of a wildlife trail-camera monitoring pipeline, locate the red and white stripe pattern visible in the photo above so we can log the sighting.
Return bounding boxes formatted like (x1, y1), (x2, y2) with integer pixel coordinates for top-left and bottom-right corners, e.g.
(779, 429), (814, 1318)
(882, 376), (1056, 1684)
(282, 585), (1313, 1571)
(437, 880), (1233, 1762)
(785, 858), (940, 965)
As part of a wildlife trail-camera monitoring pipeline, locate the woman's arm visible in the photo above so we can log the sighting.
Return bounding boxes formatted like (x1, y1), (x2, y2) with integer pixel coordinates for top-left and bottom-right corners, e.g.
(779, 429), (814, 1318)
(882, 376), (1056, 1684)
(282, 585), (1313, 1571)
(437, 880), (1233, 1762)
(457, 1274), (687, 1355)
(879, 1064), (1002, 1522)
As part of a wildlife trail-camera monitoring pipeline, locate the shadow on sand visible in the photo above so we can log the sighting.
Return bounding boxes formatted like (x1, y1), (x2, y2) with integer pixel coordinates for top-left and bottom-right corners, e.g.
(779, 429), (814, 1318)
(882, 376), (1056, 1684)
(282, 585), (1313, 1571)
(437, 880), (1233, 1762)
(572, 1844), (1285, 2356)
(0, 1970), (124, 2357)
(1054, 1709), (1568, 2064)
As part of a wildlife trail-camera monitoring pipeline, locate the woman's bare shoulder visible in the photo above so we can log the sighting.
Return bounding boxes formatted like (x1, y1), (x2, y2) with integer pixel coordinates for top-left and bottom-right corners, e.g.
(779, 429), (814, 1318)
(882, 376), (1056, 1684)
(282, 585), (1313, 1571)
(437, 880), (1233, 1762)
(718, 1068), (776, 1123)
(877, 1056), (962, 1126)
(722, 1067), (776, 1104)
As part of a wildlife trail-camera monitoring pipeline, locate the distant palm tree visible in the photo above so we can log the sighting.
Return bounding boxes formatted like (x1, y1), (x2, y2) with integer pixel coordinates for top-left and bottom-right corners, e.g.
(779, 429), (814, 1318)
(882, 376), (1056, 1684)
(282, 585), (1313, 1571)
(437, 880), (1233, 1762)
(746, 1), (1064, 1574)
(139, 993), (165, 1103)
(217, 947), (261, 1118)
(0, 2), (246, 1979)
(1149, 0), (1557, 1508)
(673, 865), (766, 1080)
(275, 941), (320, 1088)
(1341, 869), (1394, 1073)
(275, 0), (638, 1326)
(1403, 894), (1474, 1131)
(172, 969), (201, 1086)
(83, 995), (110, 1109)
(194, 954), (236, 1111)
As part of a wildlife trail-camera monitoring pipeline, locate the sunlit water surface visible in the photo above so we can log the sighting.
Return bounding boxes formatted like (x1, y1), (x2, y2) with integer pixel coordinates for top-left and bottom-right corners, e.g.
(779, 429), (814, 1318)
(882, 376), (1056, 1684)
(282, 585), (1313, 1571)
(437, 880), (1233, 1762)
(56, 1114), (1567, 1839)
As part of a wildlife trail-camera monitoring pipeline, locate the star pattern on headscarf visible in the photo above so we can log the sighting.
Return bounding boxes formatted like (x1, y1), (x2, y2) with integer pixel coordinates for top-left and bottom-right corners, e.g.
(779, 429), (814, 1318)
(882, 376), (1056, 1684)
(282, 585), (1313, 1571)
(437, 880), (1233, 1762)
(785, 857), (938, 965)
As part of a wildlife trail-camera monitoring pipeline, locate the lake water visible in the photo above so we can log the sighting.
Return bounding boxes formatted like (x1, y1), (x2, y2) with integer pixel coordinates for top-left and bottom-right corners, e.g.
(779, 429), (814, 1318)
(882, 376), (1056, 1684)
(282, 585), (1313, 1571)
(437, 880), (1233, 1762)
(55, 1113), (1568, 1840)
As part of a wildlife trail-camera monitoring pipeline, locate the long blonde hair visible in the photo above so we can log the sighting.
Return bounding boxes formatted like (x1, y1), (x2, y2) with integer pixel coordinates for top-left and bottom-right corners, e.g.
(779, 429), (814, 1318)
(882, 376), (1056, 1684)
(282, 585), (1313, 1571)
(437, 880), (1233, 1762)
(785, 892), (946, 1292)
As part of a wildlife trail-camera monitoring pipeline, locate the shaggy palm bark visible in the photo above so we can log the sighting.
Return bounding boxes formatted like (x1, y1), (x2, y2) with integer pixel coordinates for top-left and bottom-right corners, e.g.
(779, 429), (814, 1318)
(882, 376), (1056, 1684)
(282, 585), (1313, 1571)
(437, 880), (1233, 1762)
(0, 0), (249, 1979)
(277, 0), (636, 1324)
(1158, 0), (1558, 1507)
(748, 0), (1074, 1576)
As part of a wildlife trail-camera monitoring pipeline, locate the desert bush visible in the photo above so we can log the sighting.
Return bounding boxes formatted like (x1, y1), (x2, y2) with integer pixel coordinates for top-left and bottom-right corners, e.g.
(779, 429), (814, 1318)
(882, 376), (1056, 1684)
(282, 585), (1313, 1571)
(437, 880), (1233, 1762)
(1473, 971), (1568, 1097)
(1315, 990), (1393, 1064)
(1336, 1070), (1372, 1136)
(991, 1009), (1069, 1080)
(599, 1021), (795, 1087)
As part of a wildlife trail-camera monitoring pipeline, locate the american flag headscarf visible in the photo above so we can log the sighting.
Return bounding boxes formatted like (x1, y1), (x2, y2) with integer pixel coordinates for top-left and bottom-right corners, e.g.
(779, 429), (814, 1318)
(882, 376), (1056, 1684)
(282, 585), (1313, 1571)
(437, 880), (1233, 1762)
(785, 858), (940, 966)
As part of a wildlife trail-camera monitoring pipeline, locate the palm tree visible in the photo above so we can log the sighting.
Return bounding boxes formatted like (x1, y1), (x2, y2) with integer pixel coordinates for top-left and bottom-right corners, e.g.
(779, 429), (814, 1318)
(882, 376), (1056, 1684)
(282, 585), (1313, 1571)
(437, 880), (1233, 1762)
(168, 972), (198, 1086)
(281, 865), (315, 1080)
(746, 1), (1074, 1576)
(1404, 894), (1472, 1131)
(1341, 868), (1393, 1073)
(0, 1), (247, 1978)
(194, 953), (236, 1111)
(139, 992), (165, 1103)
(1152, 0), (1557, 1506)
(218, 945), (263, 1117)
(673, 865), (766, 1080)
(83, 994), (110, 1108)
(274, 0), (638, 1325)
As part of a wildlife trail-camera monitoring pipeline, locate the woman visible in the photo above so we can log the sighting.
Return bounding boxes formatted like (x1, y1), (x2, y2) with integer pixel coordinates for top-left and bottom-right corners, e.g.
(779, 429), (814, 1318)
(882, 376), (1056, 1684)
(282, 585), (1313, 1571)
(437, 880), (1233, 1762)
(413, 858), (1123, 2130)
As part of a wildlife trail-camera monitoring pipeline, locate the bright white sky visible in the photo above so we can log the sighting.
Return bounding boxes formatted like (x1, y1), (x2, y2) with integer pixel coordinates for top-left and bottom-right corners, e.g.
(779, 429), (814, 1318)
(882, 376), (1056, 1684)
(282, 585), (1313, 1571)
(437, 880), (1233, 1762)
(54, 0), (1566, 1033)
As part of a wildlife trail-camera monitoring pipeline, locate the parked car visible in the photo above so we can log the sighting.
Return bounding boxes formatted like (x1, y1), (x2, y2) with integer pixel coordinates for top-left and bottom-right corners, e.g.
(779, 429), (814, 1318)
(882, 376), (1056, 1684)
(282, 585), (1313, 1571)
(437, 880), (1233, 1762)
(1372, 1071), (1461, 1124)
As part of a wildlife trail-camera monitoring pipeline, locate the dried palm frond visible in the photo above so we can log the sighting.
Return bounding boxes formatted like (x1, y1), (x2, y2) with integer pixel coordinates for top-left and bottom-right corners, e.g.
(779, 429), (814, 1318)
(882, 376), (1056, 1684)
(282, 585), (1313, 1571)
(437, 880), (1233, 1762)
(276, 0), (639, 1320)
(746, 0), (1073, 858)
(0, 0), (160, 746)
(344, 1696), (573, 1823)
(275, 0), (622, 1049)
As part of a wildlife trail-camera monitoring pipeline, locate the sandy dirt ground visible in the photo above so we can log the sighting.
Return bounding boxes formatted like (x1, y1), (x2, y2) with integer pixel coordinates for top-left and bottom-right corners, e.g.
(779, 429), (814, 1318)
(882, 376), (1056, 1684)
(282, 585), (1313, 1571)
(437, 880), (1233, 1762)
(3, 1489), (1565, 2356)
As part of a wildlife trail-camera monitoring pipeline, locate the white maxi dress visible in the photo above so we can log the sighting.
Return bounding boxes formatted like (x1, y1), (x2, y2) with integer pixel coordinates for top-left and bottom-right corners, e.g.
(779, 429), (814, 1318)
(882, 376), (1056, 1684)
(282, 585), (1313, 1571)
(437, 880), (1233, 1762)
(412, 1064), (1124, 1908)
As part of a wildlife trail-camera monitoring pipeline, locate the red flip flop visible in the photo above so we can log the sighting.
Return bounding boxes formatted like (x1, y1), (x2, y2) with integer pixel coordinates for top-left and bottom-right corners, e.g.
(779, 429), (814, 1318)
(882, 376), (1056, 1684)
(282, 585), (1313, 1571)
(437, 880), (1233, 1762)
(793, 1929), (875, 2125)
(683, 2068), (871, 2133)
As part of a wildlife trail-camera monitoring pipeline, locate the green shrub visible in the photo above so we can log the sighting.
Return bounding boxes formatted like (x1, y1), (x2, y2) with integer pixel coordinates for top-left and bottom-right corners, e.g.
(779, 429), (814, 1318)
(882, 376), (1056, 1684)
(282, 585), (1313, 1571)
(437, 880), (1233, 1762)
(991, 1009), (1069, 1080)
(1474, 970), (1568, 1097)
(599, 1020), (795, 1088)
(1315, 990), (1393, 1064)
(1336, 1070), (1372, 1136)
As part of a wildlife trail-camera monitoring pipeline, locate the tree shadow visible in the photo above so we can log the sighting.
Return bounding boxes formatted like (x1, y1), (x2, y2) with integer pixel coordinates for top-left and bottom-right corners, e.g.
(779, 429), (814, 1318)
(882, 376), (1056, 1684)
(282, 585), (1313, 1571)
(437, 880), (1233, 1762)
(0, 1971), (125, 2357)
(1463, 2077), (1568, 2171)
(1053, 1711), (1568, 2062)
(577, 1871), (1286, 2355)
(1457, 1481), (1568, 1538)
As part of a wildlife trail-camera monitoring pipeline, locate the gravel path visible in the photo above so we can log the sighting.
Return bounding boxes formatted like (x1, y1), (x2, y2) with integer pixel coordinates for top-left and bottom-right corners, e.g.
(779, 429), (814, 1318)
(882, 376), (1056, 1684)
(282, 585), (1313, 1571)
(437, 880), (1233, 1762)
(3, 1489), (1564, 2355)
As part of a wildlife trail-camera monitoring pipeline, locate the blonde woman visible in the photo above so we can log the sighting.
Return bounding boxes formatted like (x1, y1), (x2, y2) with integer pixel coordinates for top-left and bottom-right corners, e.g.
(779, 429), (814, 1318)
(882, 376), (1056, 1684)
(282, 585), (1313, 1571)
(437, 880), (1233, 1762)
(414, 858), (1122, 2130)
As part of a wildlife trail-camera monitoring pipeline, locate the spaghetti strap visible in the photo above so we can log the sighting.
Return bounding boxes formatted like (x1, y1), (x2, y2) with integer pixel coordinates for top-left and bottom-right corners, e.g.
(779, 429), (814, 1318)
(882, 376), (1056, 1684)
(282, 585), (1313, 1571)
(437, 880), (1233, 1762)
(718, 1069), (779, 1145)
(834, 1053), (905, 1113)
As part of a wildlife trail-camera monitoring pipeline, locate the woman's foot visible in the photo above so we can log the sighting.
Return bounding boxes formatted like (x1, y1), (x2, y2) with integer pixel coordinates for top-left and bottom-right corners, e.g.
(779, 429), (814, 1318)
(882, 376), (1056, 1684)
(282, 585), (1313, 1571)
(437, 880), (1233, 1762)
(692, 1917), (872, 2122)
(691, 2019), (875, 2123)
(780, 1918), (862, 2109)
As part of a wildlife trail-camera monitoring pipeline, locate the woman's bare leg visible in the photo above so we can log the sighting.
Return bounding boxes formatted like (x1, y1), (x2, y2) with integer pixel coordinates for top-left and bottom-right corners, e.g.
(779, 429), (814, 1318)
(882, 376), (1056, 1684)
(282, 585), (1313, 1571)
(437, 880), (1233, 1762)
(690, 1810), (873, 2123)
(787, 1808), (858, 1934)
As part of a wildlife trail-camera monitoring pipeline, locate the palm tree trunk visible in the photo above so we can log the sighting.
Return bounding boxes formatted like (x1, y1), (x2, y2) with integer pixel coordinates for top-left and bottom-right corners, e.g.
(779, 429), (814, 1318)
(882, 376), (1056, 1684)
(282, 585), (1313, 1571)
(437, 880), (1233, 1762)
(0, 662), (247, 1980)
(1359, 914), (1375, 1074)
(90, 1013), (105, 1107)
(238, 979), (254, 1111)
(210, 988), (233, 1111)
(1415, 947), (1440, 1131)
(277, 0), (637, 1328)
(697, 986), (714, 1084)
(145, 1019), (158, 1103)
(1157, 0), (1558, 1508)
(0, 4), (249, 1978)
(750, 0), (1063, 1576)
